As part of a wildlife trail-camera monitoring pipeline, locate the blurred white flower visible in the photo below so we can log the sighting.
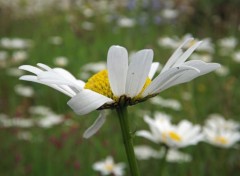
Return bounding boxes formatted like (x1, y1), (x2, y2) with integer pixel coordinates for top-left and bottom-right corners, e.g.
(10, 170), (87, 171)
(6, 68), (25, 77)
(157, 37), (179, 49)
(54, 56), (69, 67)
(12, 50), (28, 63)
(162, 9), (178, 20)
(215, 65), (229, 76)
(15, 84), (34, 97)
(150, 96), (182, 110)
(190, 53), (212, 62)
(29, 105), (53, 116)
(117, 17), (135, 28)
(81, 61), (107, 73)
(0, 38), (32, 49)
(137, 114), (203, 148)
(196, 39), (215, 53)
(93, 156), (125, 176)
(203, 115), (240, 148)
(49, 36), (63, 45)
(134, 145), (192, 163)
(134, 145), (163, 160)
(82, 8), (94, 18)
(181, 91), (192, 101)
(232, 51), (240, 63)
(0, 114), (34, 128)
(166, 149), (192, 163)
(37, 114), (63, 128)
(218, 37), (237, 50)
(79, 72), (91, 80)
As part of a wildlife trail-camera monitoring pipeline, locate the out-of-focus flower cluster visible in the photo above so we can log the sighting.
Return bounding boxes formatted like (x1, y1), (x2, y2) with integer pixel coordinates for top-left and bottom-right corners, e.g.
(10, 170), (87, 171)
(0, 105), (75, 142)
(135, 112), (240, 163)
(0, 0), (192, 27)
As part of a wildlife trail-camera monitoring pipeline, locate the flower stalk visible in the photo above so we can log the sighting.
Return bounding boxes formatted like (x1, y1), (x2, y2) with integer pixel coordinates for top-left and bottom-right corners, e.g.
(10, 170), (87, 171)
(116, 99), (140, 176)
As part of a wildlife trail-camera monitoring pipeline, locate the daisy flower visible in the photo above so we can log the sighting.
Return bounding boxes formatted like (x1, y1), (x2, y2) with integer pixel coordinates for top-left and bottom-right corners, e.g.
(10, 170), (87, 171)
(203, 115), (240, 148)
(136, 113), (203, 148)
(19, 38), (220, 138)
(93, 156), (125, 176)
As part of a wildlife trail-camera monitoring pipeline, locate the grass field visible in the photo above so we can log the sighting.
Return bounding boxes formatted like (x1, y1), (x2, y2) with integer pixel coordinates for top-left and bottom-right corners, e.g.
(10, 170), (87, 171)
(0, 1), (240, 175)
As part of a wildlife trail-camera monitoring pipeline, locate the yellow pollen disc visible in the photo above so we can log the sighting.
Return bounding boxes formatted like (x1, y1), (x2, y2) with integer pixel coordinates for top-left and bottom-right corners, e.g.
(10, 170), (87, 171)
(168, 131), (182, 142)
(105, 164), (114, 171)
(84, 69), (151, 101)
(215, 136), (228, 145)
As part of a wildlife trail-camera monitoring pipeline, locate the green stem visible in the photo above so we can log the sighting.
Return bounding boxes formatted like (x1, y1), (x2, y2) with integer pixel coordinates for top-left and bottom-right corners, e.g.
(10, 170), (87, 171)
(116, 106), (140, 176)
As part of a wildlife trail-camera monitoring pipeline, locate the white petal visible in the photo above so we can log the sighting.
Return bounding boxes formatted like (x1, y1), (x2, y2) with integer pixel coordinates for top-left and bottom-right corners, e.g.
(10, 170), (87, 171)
(67, 89), (113, 115)
(38, 69), (83, 91)
(160, 61), (221, 91)
(185, 60), (221, 75)
(142, 66), (199, 96)
(159, 69), (199, 92)
(161, 38), (193, 73)
(37, 63), (51, 70)
(19, 75), (74, 97)
(107, 45), (128, 96)
(53, 68), (78, 81)
(172, 41), (202, 67)
(19, 75), (38, 82)
(136, 130), (158, 143)
(83, 111), (106, 138)
(19, 65), (43, 75)
(125, 49), (153, 97)
(148, 62), (160, 79)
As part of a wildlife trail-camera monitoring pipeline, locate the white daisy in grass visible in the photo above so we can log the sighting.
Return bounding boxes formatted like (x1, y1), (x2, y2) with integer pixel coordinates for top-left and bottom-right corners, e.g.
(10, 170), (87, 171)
(206, 114), (239, 131)
(93, 156), (125, 176)
(136, 113), (203, 148)
(19, 38), (220, 138)
(134, 145), (192, 163)
(203, 115), (240, 148)
(134, 145), (163, 160)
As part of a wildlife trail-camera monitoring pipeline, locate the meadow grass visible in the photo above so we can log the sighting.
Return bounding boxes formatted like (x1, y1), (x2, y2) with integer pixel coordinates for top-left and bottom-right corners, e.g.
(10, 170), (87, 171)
(0, 10), (239, 176)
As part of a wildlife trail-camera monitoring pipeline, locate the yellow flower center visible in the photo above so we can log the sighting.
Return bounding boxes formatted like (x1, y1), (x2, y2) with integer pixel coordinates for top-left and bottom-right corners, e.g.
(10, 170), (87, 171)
(104, 163), (114, 172)
(169, 131), (182, 142)
(162, 131), (182, 142)
(84, 69), (151, 102)
(214, 136), (228, 145)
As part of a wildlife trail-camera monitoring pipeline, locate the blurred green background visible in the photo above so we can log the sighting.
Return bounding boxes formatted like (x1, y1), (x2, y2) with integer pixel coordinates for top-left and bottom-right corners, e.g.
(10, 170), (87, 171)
(0, 0), (240, 175)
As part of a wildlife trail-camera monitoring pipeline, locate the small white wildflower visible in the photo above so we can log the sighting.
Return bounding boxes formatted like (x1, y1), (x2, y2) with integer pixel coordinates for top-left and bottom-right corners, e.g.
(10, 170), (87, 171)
(137, 114), (203, 148)
(54, 56), (69, 67)
(203, 115), (240, 148)
(166, 149), (192, 163)
(117, 17), (135, 28)
(215, 65), (229, 76)
(93, 156), (125, 176)
(49, 36), (63, 45)
(12, 50), (28, 63)
(6, 68), (25, 77)
(162, 9), (178, 20)
(218, 37), (237, 50)
(232, 51), (240, 63)
(15, 84), (34, 97)
(150, 96), (182, 110)
(134, 145), (163, 160)
(37, 114), (63, 128)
